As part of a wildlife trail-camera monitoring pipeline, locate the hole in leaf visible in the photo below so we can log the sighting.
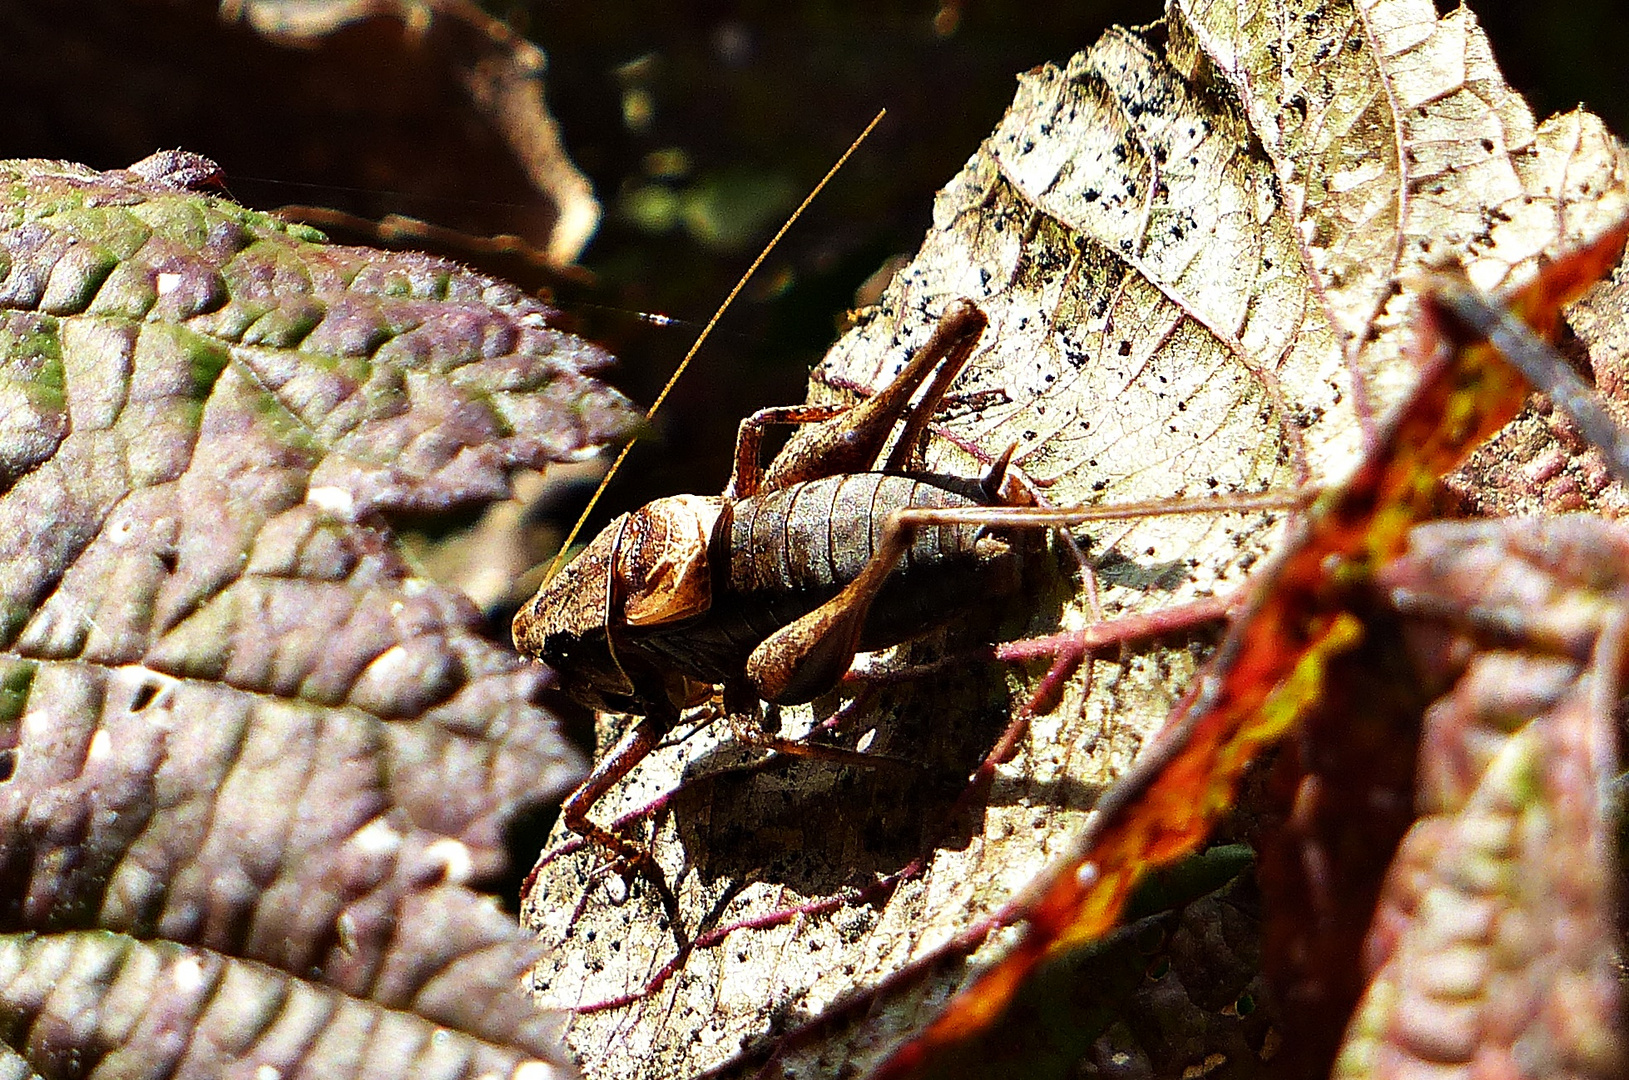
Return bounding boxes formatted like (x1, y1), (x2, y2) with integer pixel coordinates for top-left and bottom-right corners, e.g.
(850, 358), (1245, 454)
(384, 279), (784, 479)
(157, 549), (178, 573)
(0, 748), (14, 782)
(131, 683), (160, 711)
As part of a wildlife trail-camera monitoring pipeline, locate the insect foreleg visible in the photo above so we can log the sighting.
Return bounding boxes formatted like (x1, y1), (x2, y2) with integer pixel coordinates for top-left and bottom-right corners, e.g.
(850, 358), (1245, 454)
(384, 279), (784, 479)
(560, 712), (670, 871)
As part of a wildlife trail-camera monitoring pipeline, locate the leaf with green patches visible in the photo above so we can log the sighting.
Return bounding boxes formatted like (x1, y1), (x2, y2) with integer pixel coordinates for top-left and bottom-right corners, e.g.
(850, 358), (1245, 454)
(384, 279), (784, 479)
(0, 155), (640, 1079)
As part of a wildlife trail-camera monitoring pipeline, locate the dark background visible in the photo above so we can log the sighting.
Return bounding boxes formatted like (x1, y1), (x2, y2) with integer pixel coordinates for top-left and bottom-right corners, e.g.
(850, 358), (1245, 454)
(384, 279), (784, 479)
(0, 0), (1623, 527)
(498, 0), (1629, 516)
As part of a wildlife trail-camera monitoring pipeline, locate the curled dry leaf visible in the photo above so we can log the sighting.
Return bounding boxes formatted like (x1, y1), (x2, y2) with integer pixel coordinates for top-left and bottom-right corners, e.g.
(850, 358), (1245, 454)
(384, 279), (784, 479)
(0, 0), (599, 275)
(228, 0), (602, 268)
(0, 157), (638, 1078)
(525, 0), (1628, 1077)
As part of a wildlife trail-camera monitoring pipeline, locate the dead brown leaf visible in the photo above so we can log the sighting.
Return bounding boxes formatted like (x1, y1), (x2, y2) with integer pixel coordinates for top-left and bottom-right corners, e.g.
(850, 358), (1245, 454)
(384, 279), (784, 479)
(0, 0), (598, 279)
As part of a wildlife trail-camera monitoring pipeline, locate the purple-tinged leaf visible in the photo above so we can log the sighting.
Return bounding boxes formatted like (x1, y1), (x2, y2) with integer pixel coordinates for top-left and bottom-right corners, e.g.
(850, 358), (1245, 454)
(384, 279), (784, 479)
(0, 156), (640, 1078)
(0, 931), (570, 1080)
(1337, 518), (1627, 1079)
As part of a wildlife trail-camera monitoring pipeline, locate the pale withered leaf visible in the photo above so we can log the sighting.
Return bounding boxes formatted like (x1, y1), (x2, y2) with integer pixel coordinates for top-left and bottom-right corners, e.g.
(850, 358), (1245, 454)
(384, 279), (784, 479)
(526, 0), (1629, 1077)
(0, 157), (639, 1079)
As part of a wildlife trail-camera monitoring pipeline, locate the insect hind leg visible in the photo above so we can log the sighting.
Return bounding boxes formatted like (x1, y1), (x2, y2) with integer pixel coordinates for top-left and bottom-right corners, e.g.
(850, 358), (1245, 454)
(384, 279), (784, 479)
(725, 403), (850, 500)
(741, 300), (988, 497)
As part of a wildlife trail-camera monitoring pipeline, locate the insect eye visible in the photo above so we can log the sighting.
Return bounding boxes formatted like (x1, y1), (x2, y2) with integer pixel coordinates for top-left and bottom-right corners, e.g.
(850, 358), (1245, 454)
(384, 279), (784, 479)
(540, 633), (574, 664)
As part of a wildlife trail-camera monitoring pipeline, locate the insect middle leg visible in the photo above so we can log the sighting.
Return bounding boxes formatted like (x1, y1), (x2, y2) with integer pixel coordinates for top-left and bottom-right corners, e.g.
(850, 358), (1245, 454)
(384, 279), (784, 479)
(718, 679), (916, 770)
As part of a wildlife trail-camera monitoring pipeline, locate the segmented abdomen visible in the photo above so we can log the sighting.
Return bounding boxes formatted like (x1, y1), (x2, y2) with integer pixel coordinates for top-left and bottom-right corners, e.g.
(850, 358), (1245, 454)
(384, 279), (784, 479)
(629, 473), (1022, 686)
(729, 473), (985, 594)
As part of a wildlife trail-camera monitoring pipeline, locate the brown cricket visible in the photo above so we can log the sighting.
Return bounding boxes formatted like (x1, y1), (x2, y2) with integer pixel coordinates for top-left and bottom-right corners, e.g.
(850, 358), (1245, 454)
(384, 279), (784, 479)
(514, 298), (1300, 865)
(512, 300), (1026, 860)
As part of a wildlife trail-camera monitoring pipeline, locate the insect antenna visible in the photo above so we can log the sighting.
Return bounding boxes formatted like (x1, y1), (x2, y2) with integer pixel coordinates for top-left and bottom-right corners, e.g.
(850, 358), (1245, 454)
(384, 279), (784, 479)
(542, 108), (890, 585)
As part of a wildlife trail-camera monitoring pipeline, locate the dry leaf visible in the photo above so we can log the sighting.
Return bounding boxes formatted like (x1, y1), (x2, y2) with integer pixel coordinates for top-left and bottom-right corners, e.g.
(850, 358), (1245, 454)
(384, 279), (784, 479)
(228, 0), (601, 268)
(0, 0), (598, 276)
(880, 215), (1629, 1080)
(526, 1), (1629, 1076)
